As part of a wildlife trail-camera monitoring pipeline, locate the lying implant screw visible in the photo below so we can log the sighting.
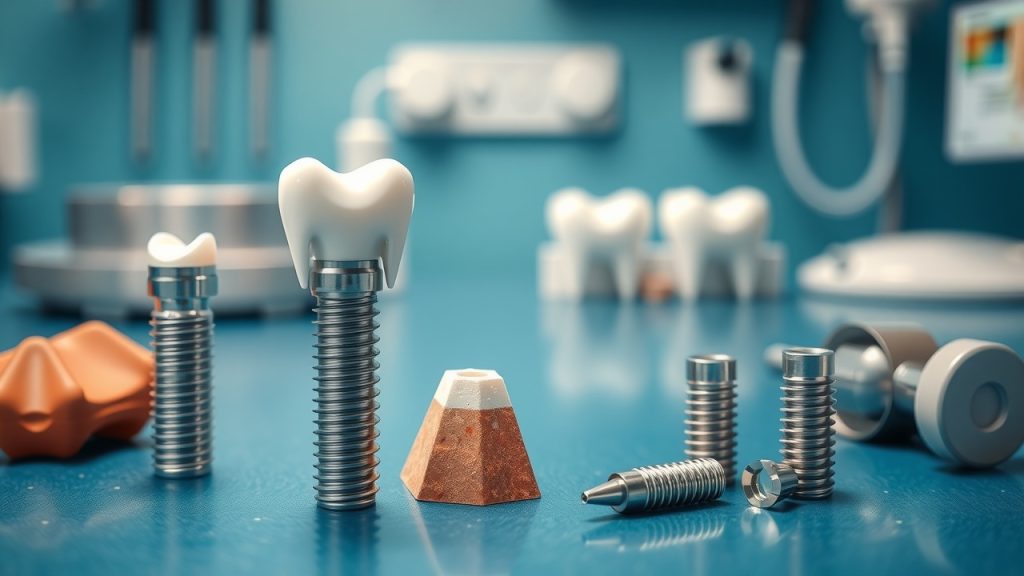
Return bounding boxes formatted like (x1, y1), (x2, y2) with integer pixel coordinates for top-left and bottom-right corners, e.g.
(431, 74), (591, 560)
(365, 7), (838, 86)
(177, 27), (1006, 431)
(780, 347), (836, 499)
(685, 354), (738, 483)
(742, 459), (798, 509)
(146, 232), (218, 478)
(581, 458), (725, 514)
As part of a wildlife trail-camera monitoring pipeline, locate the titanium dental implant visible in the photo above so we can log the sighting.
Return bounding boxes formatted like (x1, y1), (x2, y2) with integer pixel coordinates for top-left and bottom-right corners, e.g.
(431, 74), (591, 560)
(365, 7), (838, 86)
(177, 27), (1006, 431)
(581, 458), (726, 514)
(780, 347), (836, 499)
(685, 354), (737, 483)
(278, 157), (414, 511)
(146, 232), (219, 478)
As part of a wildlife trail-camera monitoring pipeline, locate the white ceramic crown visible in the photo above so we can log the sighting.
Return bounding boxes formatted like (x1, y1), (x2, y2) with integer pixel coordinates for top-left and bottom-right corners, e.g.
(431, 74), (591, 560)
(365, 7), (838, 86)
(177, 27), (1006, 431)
(433, 369), (512, 410)
(546, 187), (652, 301)
(146, 232), (218, 268)
(658, 186), (769, 301)
(278, 157), (414, 289)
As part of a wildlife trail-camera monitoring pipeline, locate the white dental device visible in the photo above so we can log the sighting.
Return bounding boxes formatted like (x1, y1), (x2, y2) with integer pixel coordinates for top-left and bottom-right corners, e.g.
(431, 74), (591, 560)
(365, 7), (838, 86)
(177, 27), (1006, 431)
(773, 0), (1024, 301)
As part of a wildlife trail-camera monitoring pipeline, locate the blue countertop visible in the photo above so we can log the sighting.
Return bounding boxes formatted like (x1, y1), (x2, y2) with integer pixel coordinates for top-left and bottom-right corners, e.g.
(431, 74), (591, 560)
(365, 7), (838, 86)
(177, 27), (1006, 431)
(1, 275), (1023, 575)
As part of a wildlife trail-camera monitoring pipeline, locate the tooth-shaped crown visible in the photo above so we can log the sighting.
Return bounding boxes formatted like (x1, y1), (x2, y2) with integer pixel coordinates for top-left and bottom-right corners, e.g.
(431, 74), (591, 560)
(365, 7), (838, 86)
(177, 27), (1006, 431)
(546, 187), (652, 242)
(658, 186), (769, 238)
(147, 232), (218, 268)
(278, 157), (414, 289)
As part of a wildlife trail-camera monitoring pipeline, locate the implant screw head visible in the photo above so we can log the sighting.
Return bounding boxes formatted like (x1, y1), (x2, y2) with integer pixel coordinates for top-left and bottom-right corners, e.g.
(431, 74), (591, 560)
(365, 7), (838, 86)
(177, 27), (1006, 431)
(742, 459), (799, 509)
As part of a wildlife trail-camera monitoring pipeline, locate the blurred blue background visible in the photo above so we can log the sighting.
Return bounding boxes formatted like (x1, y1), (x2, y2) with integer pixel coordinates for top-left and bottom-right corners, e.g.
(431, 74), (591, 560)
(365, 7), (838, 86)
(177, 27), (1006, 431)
(0, 0), (1021, 280)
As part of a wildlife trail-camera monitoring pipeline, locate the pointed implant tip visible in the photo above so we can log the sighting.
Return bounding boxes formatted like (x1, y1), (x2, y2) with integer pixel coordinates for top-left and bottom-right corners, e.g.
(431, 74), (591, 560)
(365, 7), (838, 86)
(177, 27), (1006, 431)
(581, 478), (626, 507)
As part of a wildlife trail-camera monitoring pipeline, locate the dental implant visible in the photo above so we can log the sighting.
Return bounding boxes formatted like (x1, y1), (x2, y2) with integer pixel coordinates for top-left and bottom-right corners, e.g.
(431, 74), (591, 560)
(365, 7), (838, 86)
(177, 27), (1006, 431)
(780, 347), (836, 499)
(146, 232), (218, 478)
(685, 354), (737, 482)
(581, 458), (726, 514)
(278, 157), (414, 511)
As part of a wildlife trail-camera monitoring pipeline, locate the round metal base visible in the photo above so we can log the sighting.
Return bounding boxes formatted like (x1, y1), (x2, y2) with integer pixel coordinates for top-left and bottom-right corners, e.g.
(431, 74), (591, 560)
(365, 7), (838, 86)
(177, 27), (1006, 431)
(14, 241), (309, 318)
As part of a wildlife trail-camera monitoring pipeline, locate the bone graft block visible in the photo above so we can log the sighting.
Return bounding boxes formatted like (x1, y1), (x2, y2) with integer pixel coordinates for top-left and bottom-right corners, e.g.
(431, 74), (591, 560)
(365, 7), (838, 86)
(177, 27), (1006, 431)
(401, 369), (541, 505)
(0, 321), (153, 459)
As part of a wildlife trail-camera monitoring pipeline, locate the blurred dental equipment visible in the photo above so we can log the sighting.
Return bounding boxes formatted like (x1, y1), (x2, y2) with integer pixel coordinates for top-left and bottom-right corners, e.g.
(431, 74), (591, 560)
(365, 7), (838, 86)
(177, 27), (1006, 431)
(250, 0), (270, 158)
(13, 184), (307, 317)
(131, 0), (155, 161)
(193, 0), (216, 161)
(774, 0), (1024, 301)
(686, 37), (753, 126)
(947, 0), (1024, 161)
(337, 43), (621, 171)
(773, 0), (923, 218)
(0, 89), (37, 191)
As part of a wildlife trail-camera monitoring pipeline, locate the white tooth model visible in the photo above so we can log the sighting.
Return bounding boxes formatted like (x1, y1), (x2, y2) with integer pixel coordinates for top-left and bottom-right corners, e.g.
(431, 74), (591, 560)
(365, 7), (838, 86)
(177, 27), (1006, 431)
(658, 186), (770, 301)
(278, 157), (414, 289)
(544, 187), (653, 301)
(147, 232), (218, 268)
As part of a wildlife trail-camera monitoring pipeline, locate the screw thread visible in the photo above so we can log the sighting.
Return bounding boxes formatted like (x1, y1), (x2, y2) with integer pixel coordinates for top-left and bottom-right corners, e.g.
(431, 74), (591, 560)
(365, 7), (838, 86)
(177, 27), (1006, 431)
(313, 293), (380, 511)
(632, 458), (725, 511)
(780, 349), (836, 499)
(151, 310), (214, 478)
(685, 356), (737, 482)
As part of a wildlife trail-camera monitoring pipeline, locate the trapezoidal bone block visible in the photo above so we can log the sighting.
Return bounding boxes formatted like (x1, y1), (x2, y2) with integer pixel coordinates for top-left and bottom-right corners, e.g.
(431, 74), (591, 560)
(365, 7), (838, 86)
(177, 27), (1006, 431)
(0, 321), (152, 459)
(401, 369), (541, 505)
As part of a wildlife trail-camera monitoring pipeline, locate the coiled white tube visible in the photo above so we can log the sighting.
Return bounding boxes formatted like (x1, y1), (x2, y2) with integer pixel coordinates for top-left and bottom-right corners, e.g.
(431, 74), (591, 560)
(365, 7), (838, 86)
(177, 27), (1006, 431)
(772, 41), (905, 217)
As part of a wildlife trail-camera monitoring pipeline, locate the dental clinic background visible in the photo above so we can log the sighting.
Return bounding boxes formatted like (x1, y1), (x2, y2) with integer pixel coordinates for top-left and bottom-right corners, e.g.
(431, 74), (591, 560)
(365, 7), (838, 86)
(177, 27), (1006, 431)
(0, 0), (1021, 280)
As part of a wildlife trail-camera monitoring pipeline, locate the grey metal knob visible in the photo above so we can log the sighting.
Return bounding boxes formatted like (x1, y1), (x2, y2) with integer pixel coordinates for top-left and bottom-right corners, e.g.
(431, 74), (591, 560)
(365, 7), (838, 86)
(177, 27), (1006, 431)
(908, 339), (1024, 468)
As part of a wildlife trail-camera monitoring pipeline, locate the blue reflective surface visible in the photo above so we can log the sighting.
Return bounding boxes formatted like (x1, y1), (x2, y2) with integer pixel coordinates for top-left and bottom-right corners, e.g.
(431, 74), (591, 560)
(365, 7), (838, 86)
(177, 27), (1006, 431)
(1, 275), (1023, 575)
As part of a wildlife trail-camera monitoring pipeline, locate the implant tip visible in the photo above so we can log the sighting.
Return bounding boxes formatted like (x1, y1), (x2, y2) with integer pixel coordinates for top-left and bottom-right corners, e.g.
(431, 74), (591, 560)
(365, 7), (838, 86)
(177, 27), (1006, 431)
(580, 478), (627, 507)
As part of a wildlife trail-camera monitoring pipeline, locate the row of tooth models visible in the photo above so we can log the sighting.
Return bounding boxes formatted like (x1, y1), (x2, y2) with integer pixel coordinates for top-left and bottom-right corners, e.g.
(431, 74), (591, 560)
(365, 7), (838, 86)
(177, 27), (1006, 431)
(539, 186), (784, 302)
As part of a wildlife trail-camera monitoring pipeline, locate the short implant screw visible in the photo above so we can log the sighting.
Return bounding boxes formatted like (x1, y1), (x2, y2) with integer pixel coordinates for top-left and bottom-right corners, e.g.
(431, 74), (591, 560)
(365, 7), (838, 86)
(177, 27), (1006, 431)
(780, 348), (836, 499)
(581, 458), (726, 514)
(685, 354), (738, 483)
(147, 256), (218, 478)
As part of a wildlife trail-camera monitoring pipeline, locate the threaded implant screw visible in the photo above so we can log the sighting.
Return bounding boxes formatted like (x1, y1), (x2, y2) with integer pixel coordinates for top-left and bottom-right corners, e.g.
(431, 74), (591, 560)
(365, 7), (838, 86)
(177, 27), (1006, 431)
(313, 293), (381, 510)
(685, 354), (738, 482)
(309, 260), (383, 511)
(148, 265), (217, 478)
(581, 458), (726, 514)
(780, 347), (836, 499)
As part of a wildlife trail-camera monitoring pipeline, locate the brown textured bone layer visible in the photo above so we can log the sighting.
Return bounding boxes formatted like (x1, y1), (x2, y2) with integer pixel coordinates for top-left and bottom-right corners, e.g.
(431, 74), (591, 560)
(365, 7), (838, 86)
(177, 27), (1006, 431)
(0, 321), (153, 459)
(401, 400), (541, 505)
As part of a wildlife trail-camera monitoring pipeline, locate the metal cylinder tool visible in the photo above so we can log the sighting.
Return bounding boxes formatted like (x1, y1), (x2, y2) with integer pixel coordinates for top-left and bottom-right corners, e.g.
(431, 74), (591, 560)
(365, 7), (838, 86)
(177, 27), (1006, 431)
(780, 347), (836, 499)
(685, 354), (737, 482)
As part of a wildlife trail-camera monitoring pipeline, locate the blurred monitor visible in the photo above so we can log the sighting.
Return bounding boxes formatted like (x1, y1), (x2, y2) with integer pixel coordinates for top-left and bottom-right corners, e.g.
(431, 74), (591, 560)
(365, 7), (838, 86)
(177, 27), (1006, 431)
(947, 0), (1024, 162)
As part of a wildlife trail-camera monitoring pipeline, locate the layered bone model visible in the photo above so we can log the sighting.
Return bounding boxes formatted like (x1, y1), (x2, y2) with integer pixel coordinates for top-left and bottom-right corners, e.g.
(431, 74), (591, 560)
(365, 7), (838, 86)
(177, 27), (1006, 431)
(401, 369), (541, 505)
(539, 185), (784, 300)
(0, 321), (152, 459)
